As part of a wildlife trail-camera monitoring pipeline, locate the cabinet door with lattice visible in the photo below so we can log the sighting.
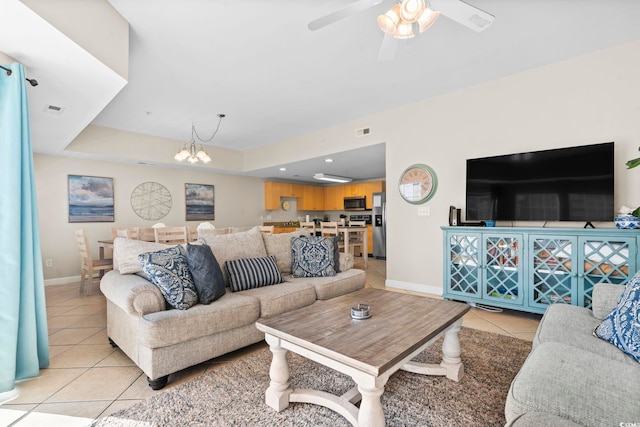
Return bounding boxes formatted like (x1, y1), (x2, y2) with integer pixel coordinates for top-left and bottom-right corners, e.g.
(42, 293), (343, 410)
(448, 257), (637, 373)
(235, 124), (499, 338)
(445, 233), (481, 299)
(578, 236), (636, 309)
(528, 235), (578, 310)
(483, 234), (524, 306)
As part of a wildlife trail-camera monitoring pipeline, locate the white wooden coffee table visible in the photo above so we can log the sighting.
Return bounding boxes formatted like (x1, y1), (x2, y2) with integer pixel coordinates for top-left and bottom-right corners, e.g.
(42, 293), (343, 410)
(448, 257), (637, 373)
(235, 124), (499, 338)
(255, 288), (470, 427)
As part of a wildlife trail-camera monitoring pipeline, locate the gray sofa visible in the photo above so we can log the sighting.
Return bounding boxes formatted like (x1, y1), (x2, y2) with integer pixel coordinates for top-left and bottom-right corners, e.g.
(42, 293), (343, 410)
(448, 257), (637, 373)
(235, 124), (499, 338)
(505, 283), (640, 426)
(100, 227), (366, 389)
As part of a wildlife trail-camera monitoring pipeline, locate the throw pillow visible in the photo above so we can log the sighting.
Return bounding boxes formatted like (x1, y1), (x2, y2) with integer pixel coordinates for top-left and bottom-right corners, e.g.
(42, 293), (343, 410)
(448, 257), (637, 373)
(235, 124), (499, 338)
(185, 243), (226, 304)
(224, 255), (284, 292)
(593, 272), (640, 362)
(114, 238), (169, 275)
(262, 228), (311, 274)
(199, 226), (268, 285)
(291, 236), (337, 278)
(139, 246), (199, 310)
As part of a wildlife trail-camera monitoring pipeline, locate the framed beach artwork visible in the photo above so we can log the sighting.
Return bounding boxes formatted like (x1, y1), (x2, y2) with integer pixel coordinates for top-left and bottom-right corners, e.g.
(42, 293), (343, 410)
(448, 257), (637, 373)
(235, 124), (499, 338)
(68, 175), (114, 223)
(185, 183), (215, 221)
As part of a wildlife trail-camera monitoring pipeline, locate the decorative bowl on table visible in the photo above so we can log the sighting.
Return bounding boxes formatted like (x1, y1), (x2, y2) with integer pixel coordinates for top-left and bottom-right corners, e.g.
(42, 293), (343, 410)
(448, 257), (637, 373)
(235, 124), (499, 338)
(615, 215), (640, 229)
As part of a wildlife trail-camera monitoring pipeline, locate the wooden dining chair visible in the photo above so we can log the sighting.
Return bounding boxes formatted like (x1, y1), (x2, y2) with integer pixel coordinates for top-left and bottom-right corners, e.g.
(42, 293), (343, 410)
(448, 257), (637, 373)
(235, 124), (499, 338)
(300, 221), (315, 234)
(110, 227), (140, 240)
(154, 226), (189, 244)
(187, 226), (198, 242)
(347, 221), (366, 257)
(74, 229), (113, 295)
(138, 227), (156, 242)
(320, 221), (344, 252)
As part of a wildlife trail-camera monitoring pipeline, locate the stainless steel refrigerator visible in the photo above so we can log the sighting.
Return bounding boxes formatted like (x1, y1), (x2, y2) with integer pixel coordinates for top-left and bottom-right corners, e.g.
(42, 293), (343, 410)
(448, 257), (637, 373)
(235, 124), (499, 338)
(373, 192), (386, 259)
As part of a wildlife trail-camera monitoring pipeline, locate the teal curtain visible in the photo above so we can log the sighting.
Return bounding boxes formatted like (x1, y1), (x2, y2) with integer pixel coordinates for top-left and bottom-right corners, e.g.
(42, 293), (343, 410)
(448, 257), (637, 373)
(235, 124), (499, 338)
(0, 63), (49, 397)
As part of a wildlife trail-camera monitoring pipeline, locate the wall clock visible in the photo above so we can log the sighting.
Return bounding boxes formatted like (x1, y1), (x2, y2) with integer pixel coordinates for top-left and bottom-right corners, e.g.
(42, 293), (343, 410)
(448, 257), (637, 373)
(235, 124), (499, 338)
(281, 200), (291, 211)
(130, 182), (172, 220)
(398, 164), (438, 204)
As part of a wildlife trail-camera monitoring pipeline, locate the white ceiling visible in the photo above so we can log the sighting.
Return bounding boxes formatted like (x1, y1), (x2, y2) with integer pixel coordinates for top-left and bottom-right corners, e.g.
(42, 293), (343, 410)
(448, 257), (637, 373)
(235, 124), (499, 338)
(5, 0), (640, 183)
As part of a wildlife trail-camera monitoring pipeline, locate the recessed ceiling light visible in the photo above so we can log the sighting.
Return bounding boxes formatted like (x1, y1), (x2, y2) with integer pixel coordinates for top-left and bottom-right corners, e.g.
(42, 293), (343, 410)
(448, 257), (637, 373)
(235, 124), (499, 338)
(325, 158), (334, 163)
(279, 167), (286, 171)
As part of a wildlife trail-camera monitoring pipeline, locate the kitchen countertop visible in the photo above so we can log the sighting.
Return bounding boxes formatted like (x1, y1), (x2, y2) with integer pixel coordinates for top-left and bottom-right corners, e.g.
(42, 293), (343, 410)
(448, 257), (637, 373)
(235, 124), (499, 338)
(263, 221), (301, 227)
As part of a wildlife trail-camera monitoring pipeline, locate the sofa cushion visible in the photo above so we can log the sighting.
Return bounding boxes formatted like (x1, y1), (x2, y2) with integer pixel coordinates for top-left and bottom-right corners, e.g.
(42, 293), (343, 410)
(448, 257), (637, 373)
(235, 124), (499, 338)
(291, 236), (337, 278)
(138, 292), (261, 348)
(594, 273), (640, 362)
(505, 342), (640, 427)
(262, 229), (311, 274)
(239, 281), (317, 318)
(533, 303), (637, 367)
(185, 243), (226, 304)
(200, 226), (268, 285)
(113, 238), (169, 275)
(225, 255), (284, 292)
(139, 246), (199, 310)
(285, 268), (366, 300)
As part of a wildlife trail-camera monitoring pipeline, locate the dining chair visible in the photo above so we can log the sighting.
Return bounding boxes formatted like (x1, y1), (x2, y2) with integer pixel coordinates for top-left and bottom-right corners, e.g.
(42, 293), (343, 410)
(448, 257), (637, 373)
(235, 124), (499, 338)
(110, 227), (139, 239)
(300, 221), (315, 234)
(138, 227), (157, 242)
(259, 225), (275, 235)
(154, 226), (189, 244)
(320, 221), (344, 252)
(347, 220), (366, 257)
(73, 229), (113, 295)
(187, 226), (198, 242)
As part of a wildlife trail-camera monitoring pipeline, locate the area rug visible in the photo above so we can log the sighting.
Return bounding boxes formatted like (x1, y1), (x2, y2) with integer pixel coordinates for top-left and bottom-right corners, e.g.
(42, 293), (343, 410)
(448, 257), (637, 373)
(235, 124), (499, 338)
(94, 327), (531, 427)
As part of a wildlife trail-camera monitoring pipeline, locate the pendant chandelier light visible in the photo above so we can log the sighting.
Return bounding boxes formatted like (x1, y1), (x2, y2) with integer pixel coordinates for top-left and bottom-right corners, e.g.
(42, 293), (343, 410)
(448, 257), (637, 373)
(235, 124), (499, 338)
(377, 0), (440, 39)
(174, 114), (226, 164)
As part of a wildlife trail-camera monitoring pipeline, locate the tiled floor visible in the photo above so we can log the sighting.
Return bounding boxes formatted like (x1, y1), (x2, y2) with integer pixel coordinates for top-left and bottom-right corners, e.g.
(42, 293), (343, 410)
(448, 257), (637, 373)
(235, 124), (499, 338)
(0, 257), (540, 426)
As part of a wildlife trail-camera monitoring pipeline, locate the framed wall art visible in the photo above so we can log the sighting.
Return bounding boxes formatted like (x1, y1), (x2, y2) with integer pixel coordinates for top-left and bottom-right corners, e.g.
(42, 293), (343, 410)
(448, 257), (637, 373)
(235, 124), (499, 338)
(68, 175), (114, 222)
(185, 183), (214, 221)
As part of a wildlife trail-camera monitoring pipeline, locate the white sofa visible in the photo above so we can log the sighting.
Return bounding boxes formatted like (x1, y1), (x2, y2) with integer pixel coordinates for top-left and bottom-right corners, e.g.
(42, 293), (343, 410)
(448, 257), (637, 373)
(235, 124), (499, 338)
(100, 227), (366, 389)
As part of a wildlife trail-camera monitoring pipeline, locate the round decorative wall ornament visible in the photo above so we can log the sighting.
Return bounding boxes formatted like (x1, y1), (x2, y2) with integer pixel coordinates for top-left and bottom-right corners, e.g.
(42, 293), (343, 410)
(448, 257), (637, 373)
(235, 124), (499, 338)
(398, 164), (438, 204)
(130, 182), (172, 221)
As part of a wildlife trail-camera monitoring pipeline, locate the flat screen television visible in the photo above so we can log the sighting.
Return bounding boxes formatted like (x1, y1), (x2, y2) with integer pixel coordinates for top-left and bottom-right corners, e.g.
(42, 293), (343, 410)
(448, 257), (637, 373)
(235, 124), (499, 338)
(466, 142), (614, 223)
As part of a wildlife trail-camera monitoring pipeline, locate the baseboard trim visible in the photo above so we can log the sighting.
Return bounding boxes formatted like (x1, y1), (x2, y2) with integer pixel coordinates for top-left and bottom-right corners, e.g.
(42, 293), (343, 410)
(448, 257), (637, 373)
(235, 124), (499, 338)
(44, 275), (80, 286)
(385, 279), (443, 297)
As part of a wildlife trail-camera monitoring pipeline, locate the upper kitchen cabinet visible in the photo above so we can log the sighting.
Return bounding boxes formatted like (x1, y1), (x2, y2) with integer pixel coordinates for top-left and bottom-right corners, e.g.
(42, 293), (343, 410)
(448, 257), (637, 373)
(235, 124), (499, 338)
(299, 185), (325, 210)
(362, 182), (385, 209)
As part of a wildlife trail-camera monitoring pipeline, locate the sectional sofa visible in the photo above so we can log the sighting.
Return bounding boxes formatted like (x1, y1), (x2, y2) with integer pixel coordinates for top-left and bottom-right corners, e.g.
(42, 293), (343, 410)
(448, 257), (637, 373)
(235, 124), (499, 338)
(100, 226), (366, 389)
(505, 281), (640, 426)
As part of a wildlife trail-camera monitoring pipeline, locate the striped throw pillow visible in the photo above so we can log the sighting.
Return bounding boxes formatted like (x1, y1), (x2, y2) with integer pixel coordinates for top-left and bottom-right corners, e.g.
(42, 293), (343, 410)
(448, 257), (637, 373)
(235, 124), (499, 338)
(224, 255), (284, 292)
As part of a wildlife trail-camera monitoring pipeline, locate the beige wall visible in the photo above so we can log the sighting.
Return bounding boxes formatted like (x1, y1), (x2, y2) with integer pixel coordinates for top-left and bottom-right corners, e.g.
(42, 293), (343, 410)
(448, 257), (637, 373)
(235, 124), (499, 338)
(247, 40), (640, 294)
(35, 154), (265, 283)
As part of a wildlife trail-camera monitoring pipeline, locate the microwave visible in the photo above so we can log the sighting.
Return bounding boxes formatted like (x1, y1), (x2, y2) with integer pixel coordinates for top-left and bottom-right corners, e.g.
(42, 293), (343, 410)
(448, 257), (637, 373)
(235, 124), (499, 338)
(344, 196), (367, 211)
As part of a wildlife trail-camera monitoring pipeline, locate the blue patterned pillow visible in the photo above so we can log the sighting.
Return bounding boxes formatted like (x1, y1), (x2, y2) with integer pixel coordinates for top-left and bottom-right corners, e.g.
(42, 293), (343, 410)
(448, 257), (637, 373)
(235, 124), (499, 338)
(224, 255), (283, 292)
(291, 236), (337, 278)
(594, 273), (640, 362)
(139, 246), (199, 310)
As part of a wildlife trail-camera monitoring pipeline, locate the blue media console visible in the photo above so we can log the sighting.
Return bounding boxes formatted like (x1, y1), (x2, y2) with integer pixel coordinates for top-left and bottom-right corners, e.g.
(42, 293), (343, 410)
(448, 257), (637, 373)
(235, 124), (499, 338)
(442, 226), (640, 314)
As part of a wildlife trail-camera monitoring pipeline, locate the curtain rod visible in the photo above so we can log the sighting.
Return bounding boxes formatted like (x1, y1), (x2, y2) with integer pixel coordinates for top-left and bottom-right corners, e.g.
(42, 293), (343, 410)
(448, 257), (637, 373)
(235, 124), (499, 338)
(0, 65), (38, 87)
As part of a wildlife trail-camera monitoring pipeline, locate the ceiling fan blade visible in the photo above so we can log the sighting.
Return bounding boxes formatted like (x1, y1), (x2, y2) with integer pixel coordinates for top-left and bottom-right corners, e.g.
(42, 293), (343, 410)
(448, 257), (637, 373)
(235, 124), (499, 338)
(429, 0), (494, 32)
(377, 34), (398, 61)
(308, 0), (385, 31)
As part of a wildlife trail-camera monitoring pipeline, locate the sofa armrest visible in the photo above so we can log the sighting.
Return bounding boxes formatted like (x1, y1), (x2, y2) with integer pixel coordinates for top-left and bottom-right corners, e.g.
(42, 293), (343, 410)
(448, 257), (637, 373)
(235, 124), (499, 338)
(592, 283), (624, 320)
(339, 252), (354, 271)
(100, 270), (166, 317)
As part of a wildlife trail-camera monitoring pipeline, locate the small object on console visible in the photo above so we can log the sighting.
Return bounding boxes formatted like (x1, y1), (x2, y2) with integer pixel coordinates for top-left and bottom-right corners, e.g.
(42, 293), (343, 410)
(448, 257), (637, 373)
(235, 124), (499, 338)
(351, 303), (371, 320)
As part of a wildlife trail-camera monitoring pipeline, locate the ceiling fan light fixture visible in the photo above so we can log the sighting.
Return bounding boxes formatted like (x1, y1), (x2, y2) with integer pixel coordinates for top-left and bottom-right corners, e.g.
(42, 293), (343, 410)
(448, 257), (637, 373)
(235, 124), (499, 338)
(377, 4), (402, 34)
(418, 6), (440, 32)
(399, 0), (425, 23)
(394, 21), (415, 39)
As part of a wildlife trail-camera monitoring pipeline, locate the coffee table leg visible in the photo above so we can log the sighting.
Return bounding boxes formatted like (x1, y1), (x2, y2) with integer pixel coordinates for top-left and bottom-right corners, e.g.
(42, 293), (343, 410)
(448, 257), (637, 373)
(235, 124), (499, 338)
(265, 334), (292, 411)
(357, 384), (385, 427)
(441, 318), (464, 381)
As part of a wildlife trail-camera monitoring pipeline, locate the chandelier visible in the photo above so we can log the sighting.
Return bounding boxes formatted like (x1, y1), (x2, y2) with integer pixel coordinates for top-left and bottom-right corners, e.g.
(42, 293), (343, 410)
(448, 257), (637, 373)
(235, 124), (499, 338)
(377, 0), (440, 39)
(174, 114), (226, 164)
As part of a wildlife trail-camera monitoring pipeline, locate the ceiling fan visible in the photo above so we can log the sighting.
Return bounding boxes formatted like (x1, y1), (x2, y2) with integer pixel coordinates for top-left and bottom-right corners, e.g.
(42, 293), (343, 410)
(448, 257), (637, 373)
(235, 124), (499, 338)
(308, 0), (495, 60)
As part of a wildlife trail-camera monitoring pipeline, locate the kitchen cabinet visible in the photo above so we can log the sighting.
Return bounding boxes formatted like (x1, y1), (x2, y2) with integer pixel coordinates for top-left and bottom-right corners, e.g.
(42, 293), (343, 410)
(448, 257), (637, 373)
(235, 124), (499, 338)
(443, 226), (639, 314)
(299, 185), (324, 211)
(367, 225), (373, 255)
(264, 182), (314, 210)
(323, 186), (340, 210)
(362, 182), (384, 209)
